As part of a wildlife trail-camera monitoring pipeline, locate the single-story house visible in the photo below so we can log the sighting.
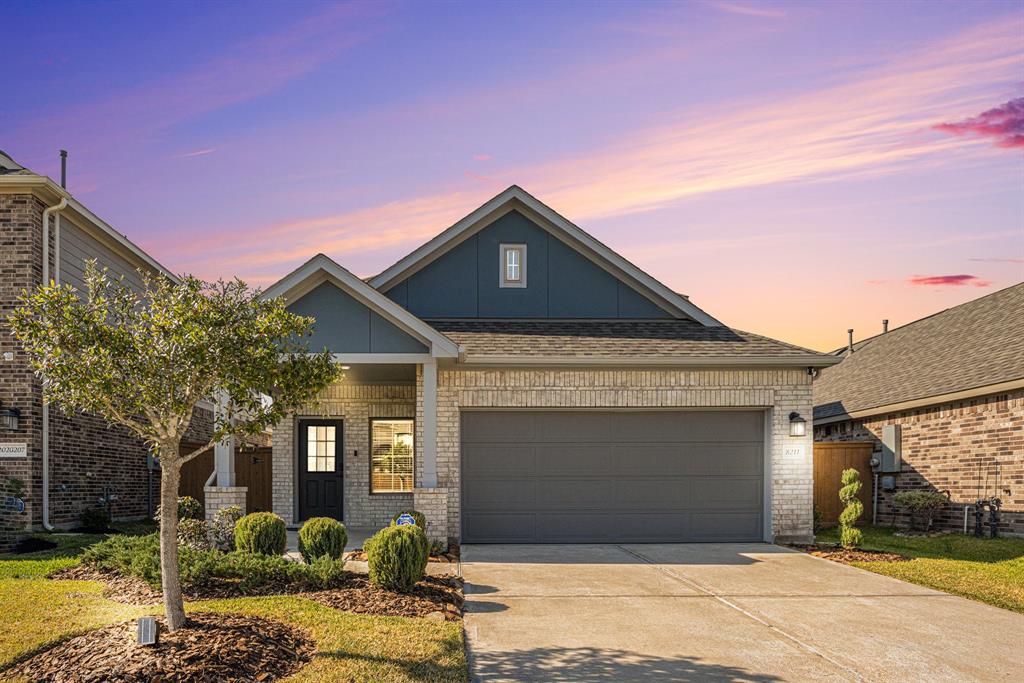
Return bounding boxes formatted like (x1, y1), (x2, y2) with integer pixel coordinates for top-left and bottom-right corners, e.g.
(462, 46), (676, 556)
(814, 283), (1024, 535)
(201, 186), (839, 544)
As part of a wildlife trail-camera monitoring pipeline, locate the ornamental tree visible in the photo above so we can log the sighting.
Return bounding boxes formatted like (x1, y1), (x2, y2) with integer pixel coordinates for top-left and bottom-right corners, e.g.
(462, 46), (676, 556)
(838, 468), (864, 549)
(8, 261), (337, 630)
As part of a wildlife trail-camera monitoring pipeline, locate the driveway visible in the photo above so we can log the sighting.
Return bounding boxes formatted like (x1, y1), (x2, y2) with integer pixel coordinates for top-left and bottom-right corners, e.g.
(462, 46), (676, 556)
(461, 543), (1023, 682)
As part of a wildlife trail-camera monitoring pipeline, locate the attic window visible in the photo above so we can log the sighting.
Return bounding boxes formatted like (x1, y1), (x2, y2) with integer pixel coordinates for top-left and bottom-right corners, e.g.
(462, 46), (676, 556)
(500, 244), (526, 288)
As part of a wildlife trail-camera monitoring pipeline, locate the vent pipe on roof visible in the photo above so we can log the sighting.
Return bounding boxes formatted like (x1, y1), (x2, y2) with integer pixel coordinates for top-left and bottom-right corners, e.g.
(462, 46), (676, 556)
(883, 319), (889, 333)
(59, 150), (67, 189)
(847, 329), (854, 354)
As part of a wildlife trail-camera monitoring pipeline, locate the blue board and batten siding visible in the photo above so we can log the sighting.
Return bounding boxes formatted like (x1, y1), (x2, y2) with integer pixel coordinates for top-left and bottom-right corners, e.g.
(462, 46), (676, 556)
(383, 210), (671, 319)
(286, 282), (428, 353)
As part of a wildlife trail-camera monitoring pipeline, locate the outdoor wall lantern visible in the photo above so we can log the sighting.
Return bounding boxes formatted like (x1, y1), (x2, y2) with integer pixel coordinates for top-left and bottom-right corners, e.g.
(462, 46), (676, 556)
(0, 403), (20, 431)
(788, 412), (806, 437)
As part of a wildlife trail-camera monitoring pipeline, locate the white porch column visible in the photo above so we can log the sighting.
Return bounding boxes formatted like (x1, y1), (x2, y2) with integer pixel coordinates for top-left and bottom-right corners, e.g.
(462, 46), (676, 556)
(213, 391), (235, 487)
(422, 358), (438, 488)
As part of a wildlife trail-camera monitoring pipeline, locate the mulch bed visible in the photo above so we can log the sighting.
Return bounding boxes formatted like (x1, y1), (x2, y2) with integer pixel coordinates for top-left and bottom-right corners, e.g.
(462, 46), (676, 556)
(792, 544), (910, 564)
(306, 575), (464, 621)
(52, 565), (162, 605)
(346, 543), (460, 564)
(6, 612), (313, 683)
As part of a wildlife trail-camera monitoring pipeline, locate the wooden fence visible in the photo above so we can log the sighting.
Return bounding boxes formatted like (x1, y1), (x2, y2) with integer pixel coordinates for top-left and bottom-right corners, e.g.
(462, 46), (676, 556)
(180, 445), (273, 513)
(813, 442), (874, 527)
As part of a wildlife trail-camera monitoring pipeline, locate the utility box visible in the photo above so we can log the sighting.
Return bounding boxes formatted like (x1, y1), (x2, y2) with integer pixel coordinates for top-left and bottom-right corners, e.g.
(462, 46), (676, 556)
(880, 424), (902, 473)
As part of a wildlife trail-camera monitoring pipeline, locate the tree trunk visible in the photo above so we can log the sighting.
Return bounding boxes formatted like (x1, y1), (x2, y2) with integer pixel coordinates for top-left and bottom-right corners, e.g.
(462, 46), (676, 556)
(159, 445), (187, 631)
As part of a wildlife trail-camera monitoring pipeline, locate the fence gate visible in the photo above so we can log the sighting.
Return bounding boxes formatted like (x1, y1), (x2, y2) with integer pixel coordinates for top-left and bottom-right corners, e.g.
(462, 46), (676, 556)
(179, 445), (273, 513)
(813, 442), (874, 527)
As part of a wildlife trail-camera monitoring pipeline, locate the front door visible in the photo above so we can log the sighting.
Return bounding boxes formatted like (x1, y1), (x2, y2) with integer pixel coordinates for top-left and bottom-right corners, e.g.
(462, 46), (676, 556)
(298, 419), (343, 521)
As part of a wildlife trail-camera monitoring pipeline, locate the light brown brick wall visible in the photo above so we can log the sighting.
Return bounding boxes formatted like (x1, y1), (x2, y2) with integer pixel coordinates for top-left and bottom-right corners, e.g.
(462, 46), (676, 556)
(815, 389), (1024, 535)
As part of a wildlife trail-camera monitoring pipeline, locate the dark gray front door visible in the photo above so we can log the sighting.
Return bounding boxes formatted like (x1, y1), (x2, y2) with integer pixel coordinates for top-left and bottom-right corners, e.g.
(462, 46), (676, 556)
(461, 410), (764, 543)
(298, 419), (343, 521)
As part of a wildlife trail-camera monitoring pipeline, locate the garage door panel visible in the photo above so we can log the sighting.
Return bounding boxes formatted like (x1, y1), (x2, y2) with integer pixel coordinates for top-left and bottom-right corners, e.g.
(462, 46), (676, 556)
(690, 477), (761, 507)
(683, 444), (763, 474)
(532, 412), (613, 441)
(462, 444), (536, 475)
(464, 513), (537, 543)
(690, 511), (763, 540)
(613, 478), (692, 509)
(534, 444), (614, 475)
(461, 412), (537, 442)
(537, 479), (614, 508)
(615, 513), (693, 542)
(462, 478), (536, 510)
(536, 513), (615, 543)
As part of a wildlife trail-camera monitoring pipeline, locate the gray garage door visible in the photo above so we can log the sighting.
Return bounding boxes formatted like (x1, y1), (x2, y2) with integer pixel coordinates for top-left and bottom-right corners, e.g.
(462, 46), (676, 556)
(461, 410), (764, 543)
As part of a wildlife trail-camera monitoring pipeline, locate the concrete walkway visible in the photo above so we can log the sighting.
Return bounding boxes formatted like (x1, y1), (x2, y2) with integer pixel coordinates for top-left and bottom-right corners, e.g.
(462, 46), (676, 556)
(461, 543), (1023, 682)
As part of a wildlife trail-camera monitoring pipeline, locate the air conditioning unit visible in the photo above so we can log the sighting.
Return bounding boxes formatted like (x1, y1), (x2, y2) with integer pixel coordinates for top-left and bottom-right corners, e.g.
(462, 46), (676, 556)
(880, 424), (902, 473)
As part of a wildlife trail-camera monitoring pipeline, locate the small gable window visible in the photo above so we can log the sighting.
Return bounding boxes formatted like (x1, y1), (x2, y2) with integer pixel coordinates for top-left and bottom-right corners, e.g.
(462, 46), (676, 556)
(500, 244), (527, 288)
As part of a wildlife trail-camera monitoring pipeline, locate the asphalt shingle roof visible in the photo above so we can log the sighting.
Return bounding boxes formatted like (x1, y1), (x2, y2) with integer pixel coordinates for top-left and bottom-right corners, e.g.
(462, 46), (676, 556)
(813, 283), (1024, 420)
(428, 319), (829, 361)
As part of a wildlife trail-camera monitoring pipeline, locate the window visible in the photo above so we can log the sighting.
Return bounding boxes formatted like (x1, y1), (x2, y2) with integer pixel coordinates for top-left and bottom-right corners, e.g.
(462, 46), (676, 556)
(499, 244), (527, 288)
(306, 425), (337, 472)
(371, 418), (414, 493)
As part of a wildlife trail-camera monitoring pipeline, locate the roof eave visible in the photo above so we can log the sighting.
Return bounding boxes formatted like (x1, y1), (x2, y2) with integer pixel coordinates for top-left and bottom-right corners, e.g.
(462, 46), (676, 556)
(459, 354), (842, 367)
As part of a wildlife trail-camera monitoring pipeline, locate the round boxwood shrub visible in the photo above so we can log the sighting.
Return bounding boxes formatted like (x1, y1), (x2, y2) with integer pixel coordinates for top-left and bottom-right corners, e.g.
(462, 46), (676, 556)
(234, 512), (287, 556)
(298, 517), (348, 563)
(367, 523), (429, 592)
(390, 509), (427, 531)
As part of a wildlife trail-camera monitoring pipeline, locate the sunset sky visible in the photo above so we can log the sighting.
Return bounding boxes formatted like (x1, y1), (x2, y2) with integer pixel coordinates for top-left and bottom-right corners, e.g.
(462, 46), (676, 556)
(4, 0), (1022, 351)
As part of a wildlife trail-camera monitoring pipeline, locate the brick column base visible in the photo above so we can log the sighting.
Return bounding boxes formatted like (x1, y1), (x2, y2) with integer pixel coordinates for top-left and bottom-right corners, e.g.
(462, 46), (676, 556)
(204, 486), (247, 520)
(413, 488), (450, 544)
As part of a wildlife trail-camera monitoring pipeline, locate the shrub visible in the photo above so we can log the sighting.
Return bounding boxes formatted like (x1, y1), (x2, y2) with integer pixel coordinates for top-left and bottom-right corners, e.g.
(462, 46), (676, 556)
(298, 517), (347, 563)
(429, 538), (447, 556)
(210, 506), (244, 552)
(838, 468), (863, 549)
(367, 524), (428, 592)
(893, 490), (948, 531)
(83, 533), (162, 586)
(177, 518), (212, 550)
(390, 509), (427, 531)
(235, 512), (287, 556)
(154, 495), (203, 523)
(79, 506), (111, 532)
(812, 506), (824, 535)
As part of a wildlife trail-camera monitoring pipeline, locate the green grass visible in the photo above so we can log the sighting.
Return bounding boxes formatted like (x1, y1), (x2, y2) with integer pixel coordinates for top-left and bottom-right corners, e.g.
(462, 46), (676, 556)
(0, 520), (157, 579)
(817, 525), (1024, 613)
(0, 530), (467, 682)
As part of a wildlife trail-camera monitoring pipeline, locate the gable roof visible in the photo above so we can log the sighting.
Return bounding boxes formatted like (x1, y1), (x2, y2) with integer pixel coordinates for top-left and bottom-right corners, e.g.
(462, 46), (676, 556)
(262, 253), (459, 358)
(814, 282), (1024, 421)
(367, 186), (723, 326)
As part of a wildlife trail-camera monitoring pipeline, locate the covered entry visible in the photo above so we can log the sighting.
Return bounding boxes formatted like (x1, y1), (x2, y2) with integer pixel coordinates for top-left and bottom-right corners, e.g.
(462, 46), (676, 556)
(461, 410), (765, 543)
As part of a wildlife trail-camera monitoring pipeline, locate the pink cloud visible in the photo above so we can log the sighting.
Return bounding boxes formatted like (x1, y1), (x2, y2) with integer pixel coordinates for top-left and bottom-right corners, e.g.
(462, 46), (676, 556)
(706, 1), (785, 19)
(969, 257), (1024, 264)
(934, 97), (1024, 149)
(173, 148), (217, 159)
(907, 274), (992, 287)
(472, 153), (492, 161)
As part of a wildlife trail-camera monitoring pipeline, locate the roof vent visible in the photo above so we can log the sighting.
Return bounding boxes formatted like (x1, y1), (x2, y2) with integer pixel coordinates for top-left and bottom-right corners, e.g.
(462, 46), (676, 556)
(847, 329), (854, 354)
(882, 319), (889, 333)
(60, 150), (68, 189)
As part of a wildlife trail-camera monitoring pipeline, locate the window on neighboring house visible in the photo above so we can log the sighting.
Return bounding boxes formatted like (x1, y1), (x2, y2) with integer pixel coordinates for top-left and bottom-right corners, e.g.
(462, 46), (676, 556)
(499, 244), (527, 288)
(370, 418), (414, 493)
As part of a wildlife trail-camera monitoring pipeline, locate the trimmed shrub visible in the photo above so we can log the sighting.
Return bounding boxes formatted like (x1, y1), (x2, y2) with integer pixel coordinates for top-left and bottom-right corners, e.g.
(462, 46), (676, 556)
(177, 518), (213, 550)
(367, 524), (429, 592)
(79, 506), (111, 532)
(154, 495), (203, 523)
(893, 490), (948, 531)
(838, 468), (864, 549)
(234, 512), (287, 556)
(298, 517), (347, 563)
(390, 509), (427, 531)
(210, 505), (244, 552)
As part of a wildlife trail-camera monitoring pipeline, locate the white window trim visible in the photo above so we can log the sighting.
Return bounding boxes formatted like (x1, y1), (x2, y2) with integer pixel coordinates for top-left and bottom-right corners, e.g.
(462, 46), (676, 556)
(499, 243), (527, 288)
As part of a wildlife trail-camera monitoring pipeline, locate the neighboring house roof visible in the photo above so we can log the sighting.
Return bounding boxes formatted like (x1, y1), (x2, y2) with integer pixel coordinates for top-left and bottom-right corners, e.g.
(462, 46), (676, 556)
(262, 253), (460, 358)
(430, 319), (836, 366)
(814, 283), (1024, 422)
(367, 185), (723, 326)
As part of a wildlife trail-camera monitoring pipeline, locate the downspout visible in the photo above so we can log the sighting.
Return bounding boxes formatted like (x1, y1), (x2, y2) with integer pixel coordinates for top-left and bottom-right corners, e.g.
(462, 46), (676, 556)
(41, 197), (68, 531)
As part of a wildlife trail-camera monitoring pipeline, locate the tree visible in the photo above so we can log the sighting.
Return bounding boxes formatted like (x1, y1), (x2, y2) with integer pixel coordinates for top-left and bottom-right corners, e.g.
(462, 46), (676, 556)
(9, 261), (337, 630)
(838, 468), (864, 549)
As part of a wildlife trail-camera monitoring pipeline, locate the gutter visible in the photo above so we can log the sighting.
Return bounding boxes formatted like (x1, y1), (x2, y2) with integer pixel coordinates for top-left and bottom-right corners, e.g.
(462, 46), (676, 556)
(40, 197), (68, 532)
(457, 354), (843, 368)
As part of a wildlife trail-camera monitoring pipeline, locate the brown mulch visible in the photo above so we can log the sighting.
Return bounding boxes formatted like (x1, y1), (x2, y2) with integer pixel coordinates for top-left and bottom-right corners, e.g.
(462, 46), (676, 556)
(792, 544), (910, 564)
(6, 612), (314, 683)
(346, 543), (460, 564)
(307, 574), (464, 621)
(52, 564), (162, 605)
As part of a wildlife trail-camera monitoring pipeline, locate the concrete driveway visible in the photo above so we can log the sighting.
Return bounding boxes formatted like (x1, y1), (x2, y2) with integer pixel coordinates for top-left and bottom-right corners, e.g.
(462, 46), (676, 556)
(461, 543), (1023, 682)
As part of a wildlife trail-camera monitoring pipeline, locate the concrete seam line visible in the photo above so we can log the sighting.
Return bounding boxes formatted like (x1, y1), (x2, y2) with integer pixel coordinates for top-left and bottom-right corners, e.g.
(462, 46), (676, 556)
(616, 545), (866, 683)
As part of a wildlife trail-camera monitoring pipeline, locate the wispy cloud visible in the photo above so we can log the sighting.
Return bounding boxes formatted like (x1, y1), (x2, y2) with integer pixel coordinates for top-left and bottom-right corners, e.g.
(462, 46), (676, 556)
(934, 97), (1024, 148)
(969, 257), (1024, 264)
(908, 274), (992, 287)
(173, 148), (217, 159)
(472, 153), (492, 161)
(706, 1), (786, 19)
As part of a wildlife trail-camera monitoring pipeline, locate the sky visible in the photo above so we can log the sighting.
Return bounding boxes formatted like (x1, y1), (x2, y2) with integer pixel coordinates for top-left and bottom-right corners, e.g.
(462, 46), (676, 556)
(3, 0), (1022, 351)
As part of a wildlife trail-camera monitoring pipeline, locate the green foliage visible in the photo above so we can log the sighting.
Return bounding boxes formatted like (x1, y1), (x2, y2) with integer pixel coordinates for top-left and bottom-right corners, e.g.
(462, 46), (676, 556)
(367, 524), (429, 592)
(390, 510), (427, 531)
(298, 517), (347, 563)
(176, 518), (212, 550)
(234, 512), (287, 556)
(812, 506), (824, 535)
(838, 468), (864, 549)
(78, 507), (111, 532)
(893, 490), (949, 531)
(210, 505), (244, 551)
(429, 538), (448, 556)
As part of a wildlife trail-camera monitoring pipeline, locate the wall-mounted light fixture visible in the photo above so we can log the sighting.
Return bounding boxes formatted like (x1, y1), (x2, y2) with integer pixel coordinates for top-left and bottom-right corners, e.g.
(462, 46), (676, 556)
(788, 412), (806, 437)
(0, 403), (21, 431)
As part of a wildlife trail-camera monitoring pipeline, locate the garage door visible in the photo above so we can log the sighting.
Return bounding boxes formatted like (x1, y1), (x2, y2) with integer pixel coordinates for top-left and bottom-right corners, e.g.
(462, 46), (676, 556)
(461, 410), (764, 543)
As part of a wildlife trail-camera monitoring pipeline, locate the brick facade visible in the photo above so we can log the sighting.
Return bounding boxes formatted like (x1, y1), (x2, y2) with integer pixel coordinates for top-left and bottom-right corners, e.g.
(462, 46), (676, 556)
(204, 486), (247, 520)
(815, 388), (1024, 536)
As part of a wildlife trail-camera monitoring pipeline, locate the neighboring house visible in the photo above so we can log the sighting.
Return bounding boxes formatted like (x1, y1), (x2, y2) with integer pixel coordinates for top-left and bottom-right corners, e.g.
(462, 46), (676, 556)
(814, 283), (1024, 535)
(223, 186), (839, 545)
(0, 151), (213, 542)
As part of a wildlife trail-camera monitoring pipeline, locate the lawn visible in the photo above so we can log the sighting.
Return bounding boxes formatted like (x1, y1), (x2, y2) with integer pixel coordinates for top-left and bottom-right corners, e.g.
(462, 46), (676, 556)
(0, 532), (467, 682)
(816, 525), (1024, 613)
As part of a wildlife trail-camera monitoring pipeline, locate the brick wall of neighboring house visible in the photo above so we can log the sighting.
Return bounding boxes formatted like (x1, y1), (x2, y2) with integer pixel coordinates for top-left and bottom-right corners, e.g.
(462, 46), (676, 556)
(272, 382), (416, 529)
(814, 388), (1024, 536)
(423, 367), (815, 544)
